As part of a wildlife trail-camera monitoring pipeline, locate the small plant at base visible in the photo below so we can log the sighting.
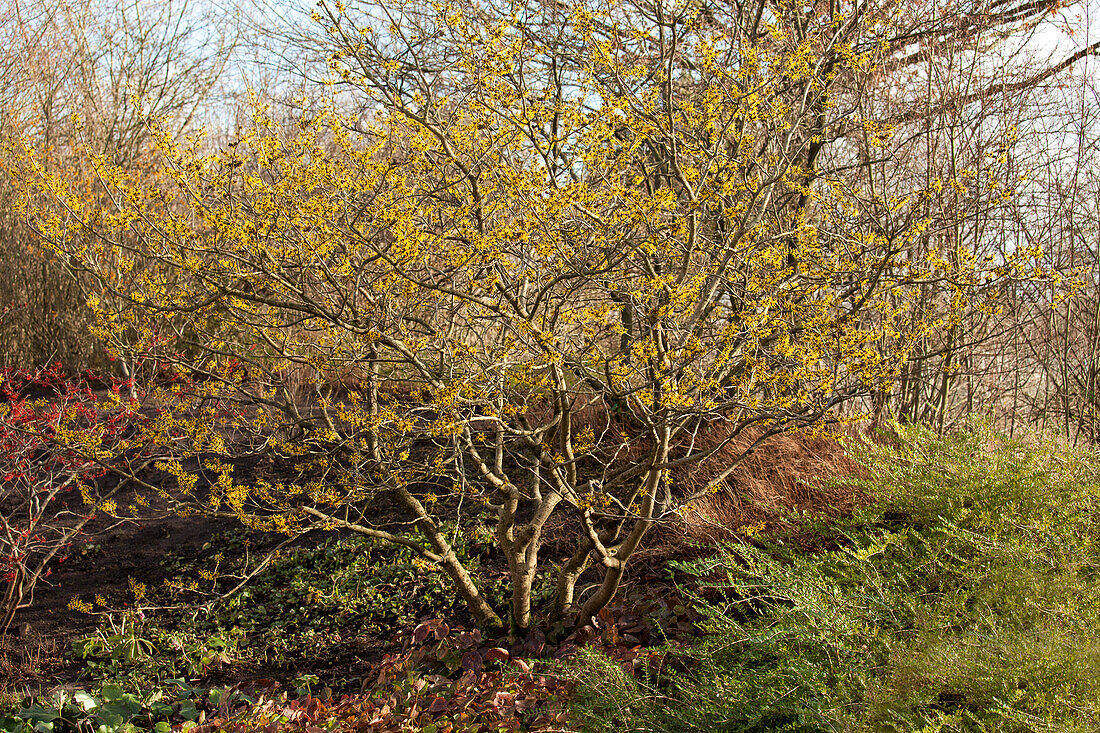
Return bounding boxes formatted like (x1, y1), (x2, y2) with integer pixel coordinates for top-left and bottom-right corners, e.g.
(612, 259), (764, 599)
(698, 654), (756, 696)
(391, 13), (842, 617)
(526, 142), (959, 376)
(73, 610), (244, 686)
(0, 679), (265, 733)
(73, 612), (157, 679)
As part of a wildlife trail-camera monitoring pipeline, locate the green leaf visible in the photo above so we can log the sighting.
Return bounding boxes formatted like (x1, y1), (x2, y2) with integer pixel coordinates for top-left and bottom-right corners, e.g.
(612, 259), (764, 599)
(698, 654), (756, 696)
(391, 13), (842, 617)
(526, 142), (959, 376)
(98, 701), (136, 726)
(165, 680), (196, 699)
(0, 713), (33, 733)
(98, 685), (124, 703)
(95, 707), (124, 731)
(178, 701), (199, 722)
(16, 707), (58, 725)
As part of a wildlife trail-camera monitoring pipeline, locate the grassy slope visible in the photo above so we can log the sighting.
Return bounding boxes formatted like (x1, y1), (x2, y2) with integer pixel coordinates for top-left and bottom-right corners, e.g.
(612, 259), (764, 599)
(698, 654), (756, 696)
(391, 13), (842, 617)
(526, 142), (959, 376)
(568, 424), (1100, 732)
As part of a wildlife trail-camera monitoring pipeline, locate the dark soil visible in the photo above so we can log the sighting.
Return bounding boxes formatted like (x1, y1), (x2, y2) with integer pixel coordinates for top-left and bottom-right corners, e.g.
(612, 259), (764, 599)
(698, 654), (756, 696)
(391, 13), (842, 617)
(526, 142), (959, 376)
(2, 510), (239, 692)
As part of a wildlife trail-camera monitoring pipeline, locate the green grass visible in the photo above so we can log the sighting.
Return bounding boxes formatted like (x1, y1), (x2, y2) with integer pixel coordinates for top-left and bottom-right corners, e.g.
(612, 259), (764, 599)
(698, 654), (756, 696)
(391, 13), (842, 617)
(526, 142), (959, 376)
(566, 423), (1100, 732)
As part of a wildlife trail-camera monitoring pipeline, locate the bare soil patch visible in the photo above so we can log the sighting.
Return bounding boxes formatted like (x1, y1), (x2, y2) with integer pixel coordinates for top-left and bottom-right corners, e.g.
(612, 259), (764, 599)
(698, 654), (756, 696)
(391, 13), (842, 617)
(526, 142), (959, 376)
(2, 508), (239, 691)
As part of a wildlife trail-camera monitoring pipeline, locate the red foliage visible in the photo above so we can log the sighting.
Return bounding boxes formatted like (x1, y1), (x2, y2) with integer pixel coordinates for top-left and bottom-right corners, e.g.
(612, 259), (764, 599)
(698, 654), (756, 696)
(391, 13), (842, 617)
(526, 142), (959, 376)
(0, 363), (151, 631)
(192, 621), (573, 732)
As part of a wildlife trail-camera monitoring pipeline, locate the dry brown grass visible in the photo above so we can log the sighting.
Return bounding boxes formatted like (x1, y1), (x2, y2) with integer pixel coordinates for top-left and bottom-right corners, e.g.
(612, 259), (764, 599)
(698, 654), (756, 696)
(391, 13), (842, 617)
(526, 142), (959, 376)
(519, 395), (868, 553)
(0, 628), (65, 695)
(656, 426), (866, 550)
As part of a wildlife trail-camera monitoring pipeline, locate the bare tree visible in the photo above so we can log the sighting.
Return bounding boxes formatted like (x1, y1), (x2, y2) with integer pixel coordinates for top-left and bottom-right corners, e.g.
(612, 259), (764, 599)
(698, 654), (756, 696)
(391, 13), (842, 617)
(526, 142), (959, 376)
(0, 0), (238, 372)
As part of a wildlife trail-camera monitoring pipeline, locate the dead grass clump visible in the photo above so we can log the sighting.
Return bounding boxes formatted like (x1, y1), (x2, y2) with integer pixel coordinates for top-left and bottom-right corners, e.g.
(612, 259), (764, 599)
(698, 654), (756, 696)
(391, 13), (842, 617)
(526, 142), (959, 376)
(659, 426), (865, 550)
(517, 399), (866, 553)
(0, 628), (64, 695)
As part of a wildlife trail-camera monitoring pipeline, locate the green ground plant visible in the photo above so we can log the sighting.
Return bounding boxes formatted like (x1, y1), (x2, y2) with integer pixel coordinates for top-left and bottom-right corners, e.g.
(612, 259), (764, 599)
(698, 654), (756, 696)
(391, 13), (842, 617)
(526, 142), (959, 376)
(0, 679), (239, 733)
(168, 527), (504, 670)
(566, 424), (1100, 732)
(5, 525), (556, 731)
(68, 526), (504, 689)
